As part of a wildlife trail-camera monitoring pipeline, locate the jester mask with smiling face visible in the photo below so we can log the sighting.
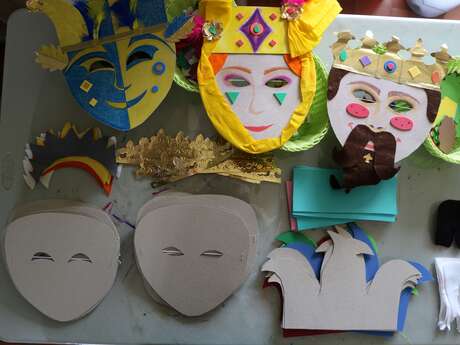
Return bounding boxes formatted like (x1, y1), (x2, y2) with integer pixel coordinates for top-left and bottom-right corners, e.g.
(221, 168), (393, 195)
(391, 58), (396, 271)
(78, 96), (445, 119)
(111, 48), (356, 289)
(27, 0), (191, 131)
(327, 32), (446, 189)
(198, 0), (341, 154)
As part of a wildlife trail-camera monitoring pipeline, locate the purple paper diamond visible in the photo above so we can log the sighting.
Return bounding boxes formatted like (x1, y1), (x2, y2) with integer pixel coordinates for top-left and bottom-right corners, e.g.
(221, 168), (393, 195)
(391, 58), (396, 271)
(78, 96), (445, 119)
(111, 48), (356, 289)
(240, 9), (272, 52)
(359, 55), (372, 67)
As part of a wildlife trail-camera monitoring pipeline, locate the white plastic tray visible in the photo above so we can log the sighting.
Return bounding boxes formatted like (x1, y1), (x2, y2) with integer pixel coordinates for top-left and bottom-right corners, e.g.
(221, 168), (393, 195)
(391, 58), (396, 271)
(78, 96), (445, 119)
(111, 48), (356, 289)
(1, 10), (460, 345)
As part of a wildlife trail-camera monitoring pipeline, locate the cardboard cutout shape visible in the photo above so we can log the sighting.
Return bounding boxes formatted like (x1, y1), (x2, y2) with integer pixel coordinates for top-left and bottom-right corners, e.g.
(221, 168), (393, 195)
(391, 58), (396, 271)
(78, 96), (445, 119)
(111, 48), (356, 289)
(135, 194), (258, 316)
(4, 203), (120, 322)
(198, 0), (341, 154)
(27, 0), (192, 131)
(327, 32), (443, 188)
(262, 225), (432, 332)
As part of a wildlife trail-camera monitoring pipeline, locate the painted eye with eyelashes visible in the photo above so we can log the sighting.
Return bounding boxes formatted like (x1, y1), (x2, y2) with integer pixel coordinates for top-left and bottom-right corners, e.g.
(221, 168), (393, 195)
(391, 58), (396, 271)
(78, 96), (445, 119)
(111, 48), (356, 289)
(68, 253), (92, 263)
(352, 89), (377, 103)
(31, 252), (54, 262)
(265, 76), (290, 88)
(224, 74), (250, 87)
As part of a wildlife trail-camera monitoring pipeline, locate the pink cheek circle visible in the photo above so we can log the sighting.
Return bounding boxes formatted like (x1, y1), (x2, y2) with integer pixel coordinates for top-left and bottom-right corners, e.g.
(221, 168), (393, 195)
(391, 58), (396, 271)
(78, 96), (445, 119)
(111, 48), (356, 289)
(346, 103), (369, 118)
(390, 116), (413, 131)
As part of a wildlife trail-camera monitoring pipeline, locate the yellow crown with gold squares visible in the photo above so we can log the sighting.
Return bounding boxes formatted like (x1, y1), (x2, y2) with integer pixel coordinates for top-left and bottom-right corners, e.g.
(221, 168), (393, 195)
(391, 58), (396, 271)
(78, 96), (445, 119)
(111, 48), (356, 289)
(211, 6), (289, 55)
(201, 0), (341, 57)
(331, 30), (452, 91)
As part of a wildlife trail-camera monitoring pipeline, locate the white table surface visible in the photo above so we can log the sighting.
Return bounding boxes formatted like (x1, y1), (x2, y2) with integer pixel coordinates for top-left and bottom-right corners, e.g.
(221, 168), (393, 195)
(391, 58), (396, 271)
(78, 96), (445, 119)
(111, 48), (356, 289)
(1, 9), (460, 345)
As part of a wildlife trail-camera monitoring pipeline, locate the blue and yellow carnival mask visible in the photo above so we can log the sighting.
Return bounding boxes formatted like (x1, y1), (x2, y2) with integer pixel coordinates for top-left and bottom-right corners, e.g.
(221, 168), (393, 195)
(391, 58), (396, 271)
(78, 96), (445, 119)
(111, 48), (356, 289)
(27, 0), (192, 131)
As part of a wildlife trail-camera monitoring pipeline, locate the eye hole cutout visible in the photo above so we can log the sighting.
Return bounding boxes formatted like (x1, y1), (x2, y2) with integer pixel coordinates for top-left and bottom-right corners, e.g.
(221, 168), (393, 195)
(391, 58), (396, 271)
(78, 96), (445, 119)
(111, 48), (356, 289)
(162, 246), (184, 256)
(68, 253), (92, 263)
(224, 74), (251, 87)
(200, 250), (223, 257)
(31, 252), (54, 262)
(353, 89), (377, 104)
(389, 99), (413, 113)
(265, 77), (290, 88)
(127, 51), (153, 68)
(89, 59), (114, 72)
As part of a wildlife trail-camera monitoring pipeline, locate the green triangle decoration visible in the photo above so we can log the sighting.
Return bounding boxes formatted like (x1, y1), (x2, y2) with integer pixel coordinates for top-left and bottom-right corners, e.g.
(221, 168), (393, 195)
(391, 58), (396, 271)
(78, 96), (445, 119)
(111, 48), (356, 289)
(225, 91), (239, 105)
(274, 92), (287, 105)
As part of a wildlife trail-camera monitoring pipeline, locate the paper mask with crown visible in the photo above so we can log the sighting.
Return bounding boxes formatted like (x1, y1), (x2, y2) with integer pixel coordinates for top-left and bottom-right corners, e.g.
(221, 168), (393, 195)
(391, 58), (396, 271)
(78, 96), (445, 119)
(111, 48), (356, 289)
(327, 31), (446, 189)
(197, 0), (342, 154)
(26, 0), (194, 131)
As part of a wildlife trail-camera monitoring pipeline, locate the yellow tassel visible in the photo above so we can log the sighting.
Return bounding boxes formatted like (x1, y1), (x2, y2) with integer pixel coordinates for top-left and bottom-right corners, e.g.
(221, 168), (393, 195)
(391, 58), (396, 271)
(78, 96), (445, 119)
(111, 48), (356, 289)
(287, 0), (342, 58)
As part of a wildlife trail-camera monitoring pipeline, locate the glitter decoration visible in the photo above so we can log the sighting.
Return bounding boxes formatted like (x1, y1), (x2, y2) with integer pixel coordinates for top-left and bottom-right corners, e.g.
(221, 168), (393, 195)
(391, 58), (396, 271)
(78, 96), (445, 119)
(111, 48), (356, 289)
(408, 66), (421, 78)
(269, 39), (277, 47)
(240, 9), (272, 52)
(432, 71), (441, 84)
(235, 39), (244, 47)
(384, 60), (397, 73)
(269, 13), (278, 21)
(359, 55), (372, 67)
(235, 12), (244, 20)
(339, 49), (347, 62)
(89, 98), (98, 107)
(281, 3), (303, 21)
(80, 80), (93, 92)
(203, 21), (223, 41)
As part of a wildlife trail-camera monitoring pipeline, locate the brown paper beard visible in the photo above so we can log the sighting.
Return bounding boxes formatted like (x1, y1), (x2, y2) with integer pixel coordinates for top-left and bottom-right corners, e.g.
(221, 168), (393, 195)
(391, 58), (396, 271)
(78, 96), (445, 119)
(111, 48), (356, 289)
(332, 124), (400, 189)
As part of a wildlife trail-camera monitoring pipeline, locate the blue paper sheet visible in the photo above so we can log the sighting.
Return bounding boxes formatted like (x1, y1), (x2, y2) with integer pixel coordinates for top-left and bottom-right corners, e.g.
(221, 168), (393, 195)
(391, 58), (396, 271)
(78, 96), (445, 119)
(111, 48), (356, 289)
(292, 166), (397, 229)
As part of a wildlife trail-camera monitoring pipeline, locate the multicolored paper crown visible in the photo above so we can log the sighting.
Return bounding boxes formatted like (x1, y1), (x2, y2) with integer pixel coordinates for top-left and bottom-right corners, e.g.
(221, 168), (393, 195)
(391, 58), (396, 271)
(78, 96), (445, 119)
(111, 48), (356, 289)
(332, 30), (452, 91)
(24, 122), (118, 194)
(26, 0), (192, 66)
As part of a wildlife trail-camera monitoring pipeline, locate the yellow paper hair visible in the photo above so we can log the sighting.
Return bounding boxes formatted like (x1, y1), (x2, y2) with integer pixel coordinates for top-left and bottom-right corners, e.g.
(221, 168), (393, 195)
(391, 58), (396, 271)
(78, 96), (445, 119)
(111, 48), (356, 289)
(26, 0), (88, 47)
(287, 0), (342, 58)
(88, 0), (106, 39)
(129, 0), (138, 12)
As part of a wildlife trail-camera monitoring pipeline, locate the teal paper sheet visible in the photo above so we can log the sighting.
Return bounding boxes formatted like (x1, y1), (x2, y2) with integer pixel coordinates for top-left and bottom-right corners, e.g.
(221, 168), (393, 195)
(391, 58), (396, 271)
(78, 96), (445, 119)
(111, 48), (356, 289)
(292, 166), (398, 229)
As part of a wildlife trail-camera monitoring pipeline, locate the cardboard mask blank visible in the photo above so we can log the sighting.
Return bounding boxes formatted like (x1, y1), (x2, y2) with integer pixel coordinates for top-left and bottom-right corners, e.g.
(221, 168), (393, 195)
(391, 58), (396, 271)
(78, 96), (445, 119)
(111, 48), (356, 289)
(135, 198), (256, 316)
(136, 193), (258, 276)
(9, 199), (115, 230)
(4, 211), (120, 322)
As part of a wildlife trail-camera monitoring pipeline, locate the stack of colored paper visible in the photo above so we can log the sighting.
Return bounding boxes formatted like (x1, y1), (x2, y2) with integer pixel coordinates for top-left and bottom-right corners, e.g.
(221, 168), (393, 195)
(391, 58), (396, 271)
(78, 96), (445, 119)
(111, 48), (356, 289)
(290, 166), (398, 230)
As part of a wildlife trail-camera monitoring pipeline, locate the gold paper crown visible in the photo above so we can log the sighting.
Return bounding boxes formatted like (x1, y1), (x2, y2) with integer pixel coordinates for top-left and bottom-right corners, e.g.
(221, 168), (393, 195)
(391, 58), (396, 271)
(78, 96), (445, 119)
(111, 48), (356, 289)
(331, 30), (452, 91)
(116, 129), (281, 184)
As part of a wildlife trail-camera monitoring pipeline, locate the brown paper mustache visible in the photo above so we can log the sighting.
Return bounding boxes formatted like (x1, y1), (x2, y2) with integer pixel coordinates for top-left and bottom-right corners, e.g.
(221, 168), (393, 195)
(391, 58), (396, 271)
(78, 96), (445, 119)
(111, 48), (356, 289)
(332, 124), (399, 189)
